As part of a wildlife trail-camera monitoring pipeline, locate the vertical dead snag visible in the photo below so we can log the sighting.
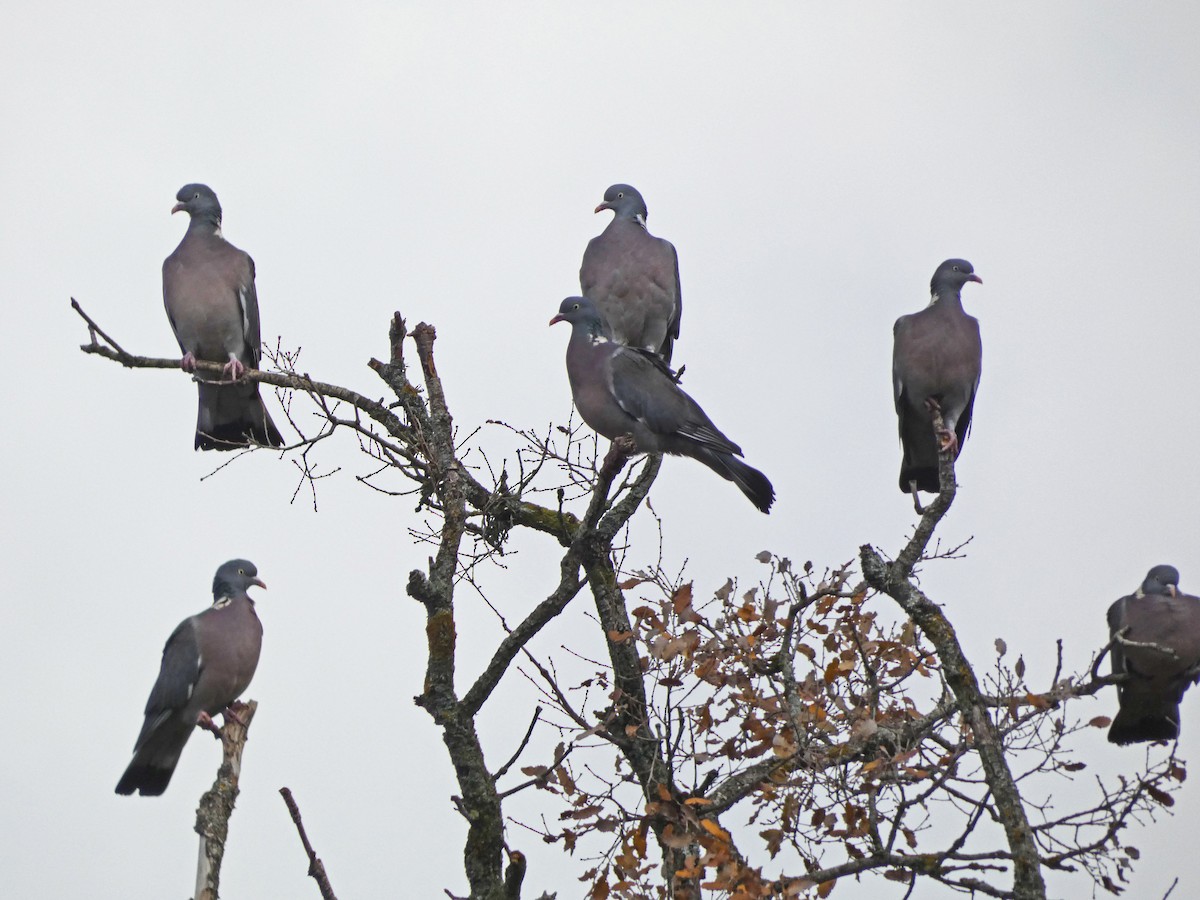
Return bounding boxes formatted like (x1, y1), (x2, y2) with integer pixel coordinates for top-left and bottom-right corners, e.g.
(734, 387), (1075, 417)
(193, 700), (257, 900)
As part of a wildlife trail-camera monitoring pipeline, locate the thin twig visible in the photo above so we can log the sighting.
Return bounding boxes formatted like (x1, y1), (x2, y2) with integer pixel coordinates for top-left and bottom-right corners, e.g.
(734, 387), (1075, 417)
(71, 297), (132, 356)
(280, 787), (339, 900)
(494, 707), (543, 781)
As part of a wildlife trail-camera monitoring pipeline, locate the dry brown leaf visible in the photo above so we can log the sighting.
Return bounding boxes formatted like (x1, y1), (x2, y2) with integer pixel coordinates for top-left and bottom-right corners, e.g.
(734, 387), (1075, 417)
(699, 818), (731, 841)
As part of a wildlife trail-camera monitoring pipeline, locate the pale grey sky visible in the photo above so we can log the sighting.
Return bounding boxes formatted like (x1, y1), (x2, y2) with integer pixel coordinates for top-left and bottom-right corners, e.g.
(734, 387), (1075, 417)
(2, 3), (1198, 898)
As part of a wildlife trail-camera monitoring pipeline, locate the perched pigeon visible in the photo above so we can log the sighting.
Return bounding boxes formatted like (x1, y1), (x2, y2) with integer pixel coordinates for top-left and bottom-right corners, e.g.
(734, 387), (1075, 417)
(116, 560), (266, 796)
(163, 184), (284, 450)
(1106, 565), (1200, 745)
(550, 296), (773, 513)
(580, 184), (682, 363)
(892, 259), (983, 495)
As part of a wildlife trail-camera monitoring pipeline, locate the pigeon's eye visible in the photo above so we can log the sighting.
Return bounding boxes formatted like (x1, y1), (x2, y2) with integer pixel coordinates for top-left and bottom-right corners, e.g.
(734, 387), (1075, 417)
(617, 192), (624, 198)
(952, 265), (961, 272)
(238, 568), (246, 575)
(193, 193), (200, 200)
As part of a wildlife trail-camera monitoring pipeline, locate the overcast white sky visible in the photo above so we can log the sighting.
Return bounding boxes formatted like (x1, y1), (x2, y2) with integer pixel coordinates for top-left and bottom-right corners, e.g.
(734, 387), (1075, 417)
(2, 3), (1198, 898)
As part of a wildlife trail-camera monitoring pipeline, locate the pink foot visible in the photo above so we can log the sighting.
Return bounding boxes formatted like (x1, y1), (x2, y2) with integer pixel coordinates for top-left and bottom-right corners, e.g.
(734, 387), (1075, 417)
(181, 351), (197, 373)
(197, 711), (223, 740)
(222, 358), (246, 381)
(601, 434), (638, 477)
(923, 398), (958, 455)
(936, 428), (959, 455)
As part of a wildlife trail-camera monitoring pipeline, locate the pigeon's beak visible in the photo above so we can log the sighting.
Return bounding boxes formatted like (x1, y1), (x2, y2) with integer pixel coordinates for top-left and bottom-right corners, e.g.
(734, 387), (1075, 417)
(1168, 585), (1178, 597)
(171, 202), (186, 214)
(549, 313), (566, 326)
(594, 201), (612, 214)
(251, 577), (267, 590)
(967, 274), (983, 284)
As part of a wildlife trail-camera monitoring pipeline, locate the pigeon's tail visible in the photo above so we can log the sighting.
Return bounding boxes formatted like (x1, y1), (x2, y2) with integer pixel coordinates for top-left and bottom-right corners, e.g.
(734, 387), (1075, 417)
(1108, 700), (1182, 746)
(115, 719), (191, 796)
(899, 416), (968, 495)
(695, 449), (775, 513)
(115, 759), (175, 796)
(196, 382), (284, 451)
(899, 463), (940, 495)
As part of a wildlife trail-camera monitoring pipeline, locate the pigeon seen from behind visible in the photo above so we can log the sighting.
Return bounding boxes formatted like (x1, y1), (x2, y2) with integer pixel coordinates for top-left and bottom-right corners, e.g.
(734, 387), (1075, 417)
(163, 183), (284, 450)
(580, 183), (682, 363)
(1107, 565), (1200, 745)
(116, 559), (266, 796)
(551, 296), (773, 513)
(892, 258), (983, 495)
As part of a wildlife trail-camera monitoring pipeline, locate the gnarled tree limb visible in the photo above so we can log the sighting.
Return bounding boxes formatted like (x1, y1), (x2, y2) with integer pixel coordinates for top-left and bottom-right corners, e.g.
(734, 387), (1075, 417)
(860, 410), (1047, 900)
(194, 700), (257, 900)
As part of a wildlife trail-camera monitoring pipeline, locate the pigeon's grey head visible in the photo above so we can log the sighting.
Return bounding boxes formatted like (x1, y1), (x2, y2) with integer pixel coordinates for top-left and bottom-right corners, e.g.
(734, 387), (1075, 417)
(595, 184), (648, 221)
(930, 259), (982, 295)
(1140, 565), (1181, 598)
(172, 184), (222, 223)
(213, 559), (267, 599)
(549, 296), (606, 336)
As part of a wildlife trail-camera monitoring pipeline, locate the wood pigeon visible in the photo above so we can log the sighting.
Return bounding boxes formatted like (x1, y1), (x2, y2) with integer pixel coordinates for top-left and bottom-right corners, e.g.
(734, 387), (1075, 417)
(892, 259), (983, 495)
(579, 184), (682, 363)
(1106, 565), (1200, 745)
(116, 560), (266, 796)
(163, 184), (284, 450)
(550, 296), (773, 513)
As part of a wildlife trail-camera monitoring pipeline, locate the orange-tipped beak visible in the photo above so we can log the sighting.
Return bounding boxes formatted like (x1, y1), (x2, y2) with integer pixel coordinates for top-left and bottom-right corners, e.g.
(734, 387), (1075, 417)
(967, 274), (983, 284)
(251, 577), (267, 590)
(171, 202), (186, 214)
(549, 314), (565, 326)
(594, 202), (611, 214)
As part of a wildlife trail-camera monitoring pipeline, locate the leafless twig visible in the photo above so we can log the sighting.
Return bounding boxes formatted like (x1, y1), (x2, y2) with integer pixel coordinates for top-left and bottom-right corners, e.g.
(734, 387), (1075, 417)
(279, 787), (338, 900)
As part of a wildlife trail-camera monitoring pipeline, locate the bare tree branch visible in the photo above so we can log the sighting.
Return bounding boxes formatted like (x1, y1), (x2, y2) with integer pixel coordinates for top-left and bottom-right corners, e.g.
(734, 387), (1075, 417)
(193, 700), (257, 900)
(78, 304), (1189, 899)
(279, 787), (338, 900)
(860, 408), (1047, 900)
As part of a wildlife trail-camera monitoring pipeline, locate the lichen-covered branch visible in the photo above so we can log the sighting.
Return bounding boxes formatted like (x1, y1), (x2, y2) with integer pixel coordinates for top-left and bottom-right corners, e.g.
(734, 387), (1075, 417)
(193, 700), (257, 900)
(403, 324), (512, 900)
(461, 557), (585, 718)
(860, 410), (1047, 900)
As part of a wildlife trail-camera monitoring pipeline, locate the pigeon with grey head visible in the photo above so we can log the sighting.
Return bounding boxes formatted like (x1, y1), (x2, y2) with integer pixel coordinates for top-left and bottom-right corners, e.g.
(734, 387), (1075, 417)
(580, 184), (682, 363)
(551, 296), (773, 512)
(1106, 565), (1200, 745)
(892, 259), (982, 495)
(116, 559), (266, 796)
(163, 184), (284, 450)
